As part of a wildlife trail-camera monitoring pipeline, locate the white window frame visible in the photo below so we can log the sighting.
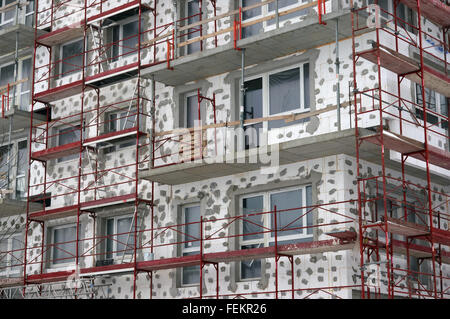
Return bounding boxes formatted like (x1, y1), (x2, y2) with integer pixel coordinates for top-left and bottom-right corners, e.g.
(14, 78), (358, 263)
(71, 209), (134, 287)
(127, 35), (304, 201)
(180, 203), (201, 287)
(0, 58), (32, 110)
(0, 233), (24, 277)
(184, 0), (202, 55)
(18, 57), (32, 110)
(368, 0), (416, 30)
(0, 61), (15, 94)
(24, 0), (34, 26)
(107, 108), (137, 132)
(107, 16), (139, 63)
(15, 139), (27, 199)
(242, 0), (308, 35)
(56, 124), (81, 163)
(414, 85), (448, 133)
(0, 0), (16, 28)
(244, 62), (310, 135)
(183, 91), (199, 128)
(50, 224), (77, 267)
(238, 185), (312, 280)
(59, 37), (84, 79)
(104, 214), (135, 260)
(102, 108), (138, 153)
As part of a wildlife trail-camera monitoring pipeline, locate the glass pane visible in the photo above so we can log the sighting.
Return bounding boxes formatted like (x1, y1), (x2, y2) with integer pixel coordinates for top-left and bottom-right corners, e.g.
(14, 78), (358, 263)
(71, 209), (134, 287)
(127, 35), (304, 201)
(186, 95), (198, 128)
(20, 59), (31, 110)
(120, 111), (135, 130)
(440, 95), (448, 116)
(243, 0), (261, 19)
(17, 141), (27, 176)
(0, 64), (14, 87)
(0, 239), (7, 268)
(269, 68), (300, 129)
(109, 113), (117, 132)
(15, 176), (26, 199)
(106, 218), (114, 259)
(242, 0), (262, 38)
(267, 0), (305, 26)
(378, 0), (389, 17)
(58, 126), (80, 146)
(122, 21), (138, 57)
(306, 185), (313, 235)
(0, 145), (9, 177)
(11, 235), (23, 267)
(182, 252), (200, 285)
(240, 244), (261, 279)
(270, 189), (303, 238)
(20, 59), (31, 92)
(61, 40), (83, 76)
(53, 226), (76, 264)
(3, 0), (16, 24)
(244, 78), (263, 149)
(242, 195), (264, 241)
(268, 0), (297, 10)
(116, 217), (134, 256)
(110, 25), (120, 61)
(187, 0), (201, 54)
(369, 0), (389, 18)
(184, 205), (200, 249)
(303, 63), (310, 108)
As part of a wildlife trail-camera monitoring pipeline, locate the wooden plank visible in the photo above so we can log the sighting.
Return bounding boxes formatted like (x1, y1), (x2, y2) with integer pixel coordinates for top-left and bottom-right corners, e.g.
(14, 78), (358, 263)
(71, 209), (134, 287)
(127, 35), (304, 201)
(142, 0), (318, 48)
(0, 78), (28, 95)
(0, 1), (19, 13)
(178, 1), (318, 49)
(155, 105), (337, 138)
(140, 0), (276, 47)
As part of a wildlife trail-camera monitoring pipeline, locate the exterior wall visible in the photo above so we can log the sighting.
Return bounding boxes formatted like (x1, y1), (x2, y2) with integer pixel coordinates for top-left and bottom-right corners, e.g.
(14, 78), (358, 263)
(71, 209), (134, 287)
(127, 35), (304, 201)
(1, 0), (448, 299)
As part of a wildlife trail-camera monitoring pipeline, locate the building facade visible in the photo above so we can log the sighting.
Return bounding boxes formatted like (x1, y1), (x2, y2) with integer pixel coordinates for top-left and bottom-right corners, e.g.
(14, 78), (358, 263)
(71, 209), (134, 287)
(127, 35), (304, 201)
(0, 0), (449, 299)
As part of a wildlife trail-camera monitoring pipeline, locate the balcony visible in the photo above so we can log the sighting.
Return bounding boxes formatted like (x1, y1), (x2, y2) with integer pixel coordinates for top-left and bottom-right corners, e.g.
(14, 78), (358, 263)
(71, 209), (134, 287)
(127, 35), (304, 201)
(0, 3), (46, 56)
(141, 2), (369, 86)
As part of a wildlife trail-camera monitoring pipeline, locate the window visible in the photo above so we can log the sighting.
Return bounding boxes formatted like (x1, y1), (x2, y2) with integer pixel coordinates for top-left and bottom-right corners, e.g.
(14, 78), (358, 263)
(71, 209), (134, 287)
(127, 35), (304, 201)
(181, 204), (201, 286)
(57, 126), (80, 162)
(25, 0), (34, 27)
(185, 0), (202, 55)
(0, 63), (14, 89)
(239, 185), (313, 280)
(0, 233), (23, 276)
(242, 0), (307, 38)
(51, 224), (77, 265)
(0, 0), (16, 28)
(181, 92), (205, 128)
(395, 2), (415, 33)
(0, 59), (32, 110)
(244, 78), (263, 149)
(415, 84), (448, 130)
(0, 144), (9, 190)
(244, 63), (310, 134)
(108, 19), (139, 63)
(102, 109), (138, 153)
(185, 94), (198, 128)
(105, 215), (135, 260)
(20, 58), (32, 110)
(15, 141), (27, 199)
(368, 0), (416, 31)
(60, 39), (84, 77)
(108, 109), (137, 132)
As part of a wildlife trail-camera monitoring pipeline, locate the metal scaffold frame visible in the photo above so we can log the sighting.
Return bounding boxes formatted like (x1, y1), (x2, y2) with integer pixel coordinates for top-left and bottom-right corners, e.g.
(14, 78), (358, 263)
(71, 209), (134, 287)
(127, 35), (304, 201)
(4, 0), (447, 300)
(351, 0), (450, 299)
(16, 0), (156, 298)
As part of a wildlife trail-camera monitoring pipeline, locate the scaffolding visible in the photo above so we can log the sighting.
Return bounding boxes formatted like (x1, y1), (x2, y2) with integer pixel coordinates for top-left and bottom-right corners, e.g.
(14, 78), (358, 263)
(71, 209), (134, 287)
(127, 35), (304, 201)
(1, 0), (449, 300)
(351, 0), (450, 299)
